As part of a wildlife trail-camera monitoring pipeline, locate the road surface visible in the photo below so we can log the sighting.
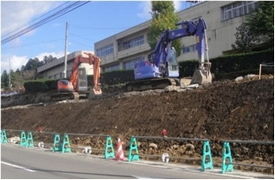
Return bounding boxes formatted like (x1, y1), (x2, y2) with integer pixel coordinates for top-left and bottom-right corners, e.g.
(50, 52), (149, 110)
(1, 143), (273, 179)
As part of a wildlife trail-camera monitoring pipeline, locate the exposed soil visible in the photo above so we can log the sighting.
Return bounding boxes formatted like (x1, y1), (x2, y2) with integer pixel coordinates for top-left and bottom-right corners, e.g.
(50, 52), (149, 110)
(1, 75), (274, 174)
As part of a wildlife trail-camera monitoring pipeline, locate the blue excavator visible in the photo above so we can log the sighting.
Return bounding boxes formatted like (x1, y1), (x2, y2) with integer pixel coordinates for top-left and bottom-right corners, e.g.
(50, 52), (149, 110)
(125, 18), (212, 91)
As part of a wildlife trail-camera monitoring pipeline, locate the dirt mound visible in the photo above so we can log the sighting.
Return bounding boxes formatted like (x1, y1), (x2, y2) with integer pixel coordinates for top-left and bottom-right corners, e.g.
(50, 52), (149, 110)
(1, 76), (274, 173)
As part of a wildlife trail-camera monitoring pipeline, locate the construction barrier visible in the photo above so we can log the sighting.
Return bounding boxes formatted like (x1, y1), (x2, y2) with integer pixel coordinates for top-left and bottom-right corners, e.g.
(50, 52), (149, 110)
(20, 131), (28, 147)
(19, 131), (34, 147)
(3, 128), (273, 174)
(52, 133), (71, 153)
(201, 140), (213, 171)
(132, 136), (213, 171)
(104, 136), (115, 159)
(1, 130), (8, 143)
(221, 140), (274, 174)
(27, 131), (34, 147)
(128, 137), (140, 162)
(114, 138), (125, 161)
(5, 130), (109, 154)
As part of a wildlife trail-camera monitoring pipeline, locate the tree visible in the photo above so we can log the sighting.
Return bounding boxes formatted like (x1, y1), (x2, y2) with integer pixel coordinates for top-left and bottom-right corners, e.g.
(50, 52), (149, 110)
(23, 57), (40, 71)
(232, 1), (274, 52)
(21, 70), (36, 80)
(10, 69), (24, 89)
(231, 23), (257, 53)
(246, 1), (274, 45)
(1, 70), (9, 88)
(148, 1), (181, 57)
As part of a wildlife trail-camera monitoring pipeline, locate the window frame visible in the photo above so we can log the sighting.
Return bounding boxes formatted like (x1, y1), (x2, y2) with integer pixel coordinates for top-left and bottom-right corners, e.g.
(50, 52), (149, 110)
(221, 1), (258, 21)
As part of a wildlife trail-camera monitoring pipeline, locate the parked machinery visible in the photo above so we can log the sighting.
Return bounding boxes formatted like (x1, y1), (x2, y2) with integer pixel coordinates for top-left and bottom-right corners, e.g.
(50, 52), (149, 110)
(125, 18), (212, 91)
(51, 52), (102, 101)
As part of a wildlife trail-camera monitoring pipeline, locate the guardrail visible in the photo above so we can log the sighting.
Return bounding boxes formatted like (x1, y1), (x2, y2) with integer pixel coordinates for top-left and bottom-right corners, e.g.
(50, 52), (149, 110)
(1, 129), (274, 174)
(221, 140), (274, 174)
(131, 135), (213, 171)
(1, 129), (110, 154)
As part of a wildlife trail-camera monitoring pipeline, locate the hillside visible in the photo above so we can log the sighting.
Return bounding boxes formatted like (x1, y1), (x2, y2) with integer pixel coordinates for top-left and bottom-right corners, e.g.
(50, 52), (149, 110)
(1, 75), (274, 173)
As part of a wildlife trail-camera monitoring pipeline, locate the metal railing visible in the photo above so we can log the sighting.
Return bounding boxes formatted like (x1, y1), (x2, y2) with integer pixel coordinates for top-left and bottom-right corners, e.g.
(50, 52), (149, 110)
(221, 139), (274, 174)
(2, 129), (274, 174)
(132, 135), (213, 171)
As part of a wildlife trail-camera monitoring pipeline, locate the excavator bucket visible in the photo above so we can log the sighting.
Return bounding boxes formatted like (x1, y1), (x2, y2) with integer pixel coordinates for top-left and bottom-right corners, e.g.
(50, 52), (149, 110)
(190, 62), (212, 85)
(88, 86), (102, 100)
(190, 69), (212, 85)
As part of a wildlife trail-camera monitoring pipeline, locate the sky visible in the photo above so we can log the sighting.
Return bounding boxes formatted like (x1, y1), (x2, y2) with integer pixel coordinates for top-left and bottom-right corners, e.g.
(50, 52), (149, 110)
(1, 1), (196, 74)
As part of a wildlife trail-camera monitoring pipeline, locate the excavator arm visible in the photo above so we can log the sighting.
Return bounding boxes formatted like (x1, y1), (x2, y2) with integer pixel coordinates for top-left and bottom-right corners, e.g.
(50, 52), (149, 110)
(70, 52), (101, 93)
(151, 18), (211, 84)
(56, 52), (102, 101)
(127, 18), (211, 92)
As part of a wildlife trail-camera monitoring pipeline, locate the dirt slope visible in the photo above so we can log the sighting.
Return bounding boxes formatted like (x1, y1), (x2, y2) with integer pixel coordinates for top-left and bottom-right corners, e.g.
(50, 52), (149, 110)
(1, 76), (274, 173)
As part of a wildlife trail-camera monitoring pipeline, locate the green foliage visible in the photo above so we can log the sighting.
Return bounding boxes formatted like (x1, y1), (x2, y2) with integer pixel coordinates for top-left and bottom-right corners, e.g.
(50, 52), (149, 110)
(148, 1), (181, 57)
(178, 50), (274, 79)
(88, 70), (134, 87)
(10, 70), (24, 88)
(23, 58), (42, 71)
(178, 60), (198, 77)
(24, 79), (58, 92)
(232, 1), (274, 52)
(1, 55), (58, 91)
(210, 49), (273, 75)
(1, 70), (9, 88)
(231, 23), (257, 53)
(246, 1), (274, 44)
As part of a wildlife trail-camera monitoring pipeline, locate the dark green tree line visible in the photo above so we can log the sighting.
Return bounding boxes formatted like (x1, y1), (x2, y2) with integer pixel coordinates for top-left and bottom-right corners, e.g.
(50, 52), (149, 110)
(1, 55), (57, 90)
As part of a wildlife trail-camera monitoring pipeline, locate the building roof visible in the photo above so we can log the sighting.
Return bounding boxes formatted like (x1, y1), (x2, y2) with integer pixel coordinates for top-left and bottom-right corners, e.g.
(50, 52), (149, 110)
(37, 51), (93, 73)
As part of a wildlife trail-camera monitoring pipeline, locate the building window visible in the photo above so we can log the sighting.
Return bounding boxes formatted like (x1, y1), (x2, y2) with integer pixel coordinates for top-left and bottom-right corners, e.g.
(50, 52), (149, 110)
(96, 44), (114, 57)
(124, 56), (144, 70)
(119, 35), (144, 51)
(182, 44), (197, 54)
(221, 1), (258, 21)
(104, 64), (120, 72)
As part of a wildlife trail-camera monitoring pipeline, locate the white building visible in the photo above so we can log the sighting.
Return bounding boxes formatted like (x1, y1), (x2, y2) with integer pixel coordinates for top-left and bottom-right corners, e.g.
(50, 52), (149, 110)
(38, 1), (258, 78)
(94, 1), (258, 73)
(37, 51), (95, 79)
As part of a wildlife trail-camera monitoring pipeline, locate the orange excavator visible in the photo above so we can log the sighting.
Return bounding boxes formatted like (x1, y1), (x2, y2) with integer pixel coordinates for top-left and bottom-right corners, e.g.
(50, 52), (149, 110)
(50, 52), (102, 101)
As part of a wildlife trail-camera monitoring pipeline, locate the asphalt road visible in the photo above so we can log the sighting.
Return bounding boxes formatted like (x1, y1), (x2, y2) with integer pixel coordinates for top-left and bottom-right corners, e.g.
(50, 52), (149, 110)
(1, 143), (273, 179)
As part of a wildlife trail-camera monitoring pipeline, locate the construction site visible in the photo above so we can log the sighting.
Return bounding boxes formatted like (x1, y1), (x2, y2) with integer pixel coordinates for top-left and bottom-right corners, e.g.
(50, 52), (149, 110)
(1, 1), (274, 178)
(1, 74), (274, 174)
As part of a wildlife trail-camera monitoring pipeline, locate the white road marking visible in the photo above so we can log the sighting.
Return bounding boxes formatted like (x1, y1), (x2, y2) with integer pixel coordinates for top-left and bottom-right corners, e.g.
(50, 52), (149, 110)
(132, 176), (153, 179)
(1, 161), (36, 172)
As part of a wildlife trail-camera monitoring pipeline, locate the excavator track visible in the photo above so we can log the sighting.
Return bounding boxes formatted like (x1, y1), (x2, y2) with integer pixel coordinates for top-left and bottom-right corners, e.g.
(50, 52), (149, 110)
(50, 92), (84, 102)
(124, 78), (180, 92)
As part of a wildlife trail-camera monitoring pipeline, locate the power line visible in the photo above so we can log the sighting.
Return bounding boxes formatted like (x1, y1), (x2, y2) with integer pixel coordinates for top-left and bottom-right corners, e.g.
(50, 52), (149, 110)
(1, 39), (64, 50)
(69, 23), (131, 30)
(1, 1), (90, 45)
(68, 32), (96, 42)
(1, 2), (70, 39)
(69, 39), (92, 48)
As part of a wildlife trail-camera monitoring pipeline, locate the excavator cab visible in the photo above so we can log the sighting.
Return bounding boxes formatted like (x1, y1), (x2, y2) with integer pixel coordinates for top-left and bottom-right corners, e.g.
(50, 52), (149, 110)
(161, 47), (179, 78)
(52, 53), (102, 102)
(58, 80), (74, 92)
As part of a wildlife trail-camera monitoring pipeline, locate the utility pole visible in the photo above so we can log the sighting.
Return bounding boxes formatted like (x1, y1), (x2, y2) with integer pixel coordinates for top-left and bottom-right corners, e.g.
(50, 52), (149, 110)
(9, 58), (11, 91)
(64, 22), (68, 78)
